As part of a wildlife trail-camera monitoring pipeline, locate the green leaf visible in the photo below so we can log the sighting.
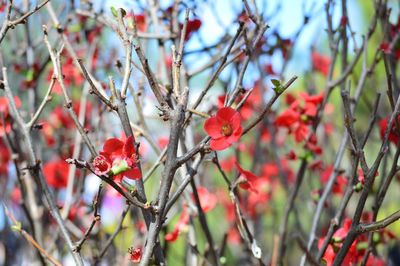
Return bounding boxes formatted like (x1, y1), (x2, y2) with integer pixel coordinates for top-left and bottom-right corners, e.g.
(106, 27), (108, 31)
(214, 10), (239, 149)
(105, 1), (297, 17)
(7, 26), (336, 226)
(271, 79), (281, 87)
(271, 79), (285, 94)
(354, 182), (363, 192)
(356, 241), (369, 251)
(25, 69), (34, 81)
(68, 23), (82, 33)
(110, 6), (118, 18)
(372, 233), (380, 243)
(11, 222), (22, 232)
(299, 150), (313, 162)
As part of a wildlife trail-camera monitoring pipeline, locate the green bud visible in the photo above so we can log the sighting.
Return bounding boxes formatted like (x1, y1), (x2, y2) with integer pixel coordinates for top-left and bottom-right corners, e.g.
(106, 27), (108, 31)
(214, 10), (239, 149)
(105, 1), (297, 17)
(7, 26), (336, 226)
(354, 182), (363, 192)
(110, 6), (118, 18)
(11, 221), (22, 232)
(110, 160), (130, 176)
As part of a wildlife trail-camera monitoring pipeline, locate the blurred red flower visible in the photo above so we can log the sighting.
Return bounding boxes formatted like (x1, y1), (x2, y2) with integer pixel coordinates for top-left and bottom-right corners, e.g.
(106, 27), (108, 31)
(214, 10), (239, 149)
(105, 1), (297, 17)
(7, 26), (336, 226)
(192, 187), (217, 213)
(165, 206), (189, 242)
(379, 116), (400, 144)
(128, 247), (142, 263)
(311, 51), (331, 76)
(235, 162), (258, 193)
(185, 19), (202, 40)
(43, 159), (70, 189)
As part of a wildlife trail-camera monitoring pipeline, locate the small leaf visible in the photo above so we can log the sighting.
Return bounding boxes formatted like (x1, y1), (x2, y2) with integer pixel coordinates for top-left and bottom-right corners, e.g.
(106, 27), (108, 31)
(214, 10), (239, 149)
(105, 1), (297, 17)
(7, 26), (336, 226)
(354, 182), (363, 192)
(372, 233), (380, 243)
(356, 241), (368, 251)
(11, 222), (22, 232)
(25, 69), (34, 81)
(299, 150), (313, 162)
(271, 79), (281, 87)
(68, 23), (82, 33)
(271, 79), (285, 94)
(110, 6), (118, 18)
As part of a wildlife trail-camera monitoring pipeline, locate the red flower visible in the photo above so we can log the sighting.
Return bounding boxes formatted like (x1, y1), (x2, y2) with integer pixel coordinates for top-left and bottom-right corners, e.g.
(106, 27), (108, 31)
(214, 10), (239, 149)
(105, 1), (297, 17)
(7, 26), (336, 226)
(127, 13), (147, 32)
(93, 136), (141, 182)
(220, 156), (236, 172)
(0, 138), (10, 175)
(311, 51), (331, 76)
(247, 177), (272, 217)
(43, 159), (70, 189)
(320, 165), (347, 195)
(217, 83), (263, 120)
(235, 162), (258, 193)
(380, 42), (391, 54)
(240, 84), (263, 120)
(192, 187), (217, 213)
(262, 159), (295, 184)
(379, 116), (400, 144)
(340, 16), (348, 26)
(134, 14), (147, 32)
(238, 11), (251, 24)
(0, 96), (21, 115)
(264, 63), (276, 75)
(0, 1), (5, 13)
(227, 226), (241, 245)
(157, 136), (169, 149)
(47, 56), (83, 94)
(164, 55), (173, 70)
(319, 218), (366, 265)
(92, 154), (112, 176)
(184, 19), (202, 40)
(165, 206), (190, 242)
(128, 247), (142, 263)
(366, 255), (386, 266)
(275, 92), (323, 143)
(204, 107), (242, 150)
(286, 150), (297, 160)
(275, 108), (300, 127)
(11, 186), (21, 203)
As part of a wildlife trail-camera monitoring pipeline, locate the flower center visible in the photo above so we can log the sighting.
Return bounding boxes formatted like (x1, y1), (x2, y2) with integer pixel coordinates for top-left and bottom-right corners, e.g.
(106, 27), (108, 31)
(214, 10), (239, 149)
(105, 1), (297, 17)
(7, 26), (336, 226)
(221, 123), (233, 136)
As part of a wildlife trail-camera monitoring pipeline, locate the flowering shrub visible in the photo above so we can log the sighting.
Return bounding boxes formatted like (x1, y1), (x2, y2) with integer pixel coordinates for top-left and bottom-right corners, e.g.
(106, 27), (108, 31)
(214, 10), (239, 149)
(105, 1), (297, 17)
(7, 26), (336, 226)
(1, 1), (400, 266)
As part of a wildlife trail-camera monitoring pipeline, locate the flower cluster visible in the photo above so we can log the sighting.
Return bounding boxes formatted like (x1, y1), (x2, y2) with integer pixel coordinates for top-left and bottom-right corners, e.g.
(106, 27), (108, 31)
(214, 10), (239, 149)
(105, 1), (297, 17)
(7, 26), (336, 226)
(165, 187), (217, 242)
(319, 217), (392, 265)
(275, 92), (324, 153)
(47, 53), (84, 94)
(379, 116), (400, 145)
(92, 136), (141, 183)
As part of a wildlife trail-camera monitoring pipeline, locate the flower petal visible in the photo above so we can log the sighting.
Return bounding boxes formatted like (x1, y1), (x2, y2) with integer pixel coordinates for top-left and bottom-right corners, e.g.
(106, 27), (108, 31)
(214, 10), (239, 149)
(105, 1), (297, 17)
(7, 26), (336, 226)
(210, 137), (231, 151)
(229, 112), (242, 131)
(217, 107), (237, 122)
(103, 138), (124, 154)
(124, 167), (142, 180)
(123, 135), (135, 157)
(204, 117), (223, 138)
